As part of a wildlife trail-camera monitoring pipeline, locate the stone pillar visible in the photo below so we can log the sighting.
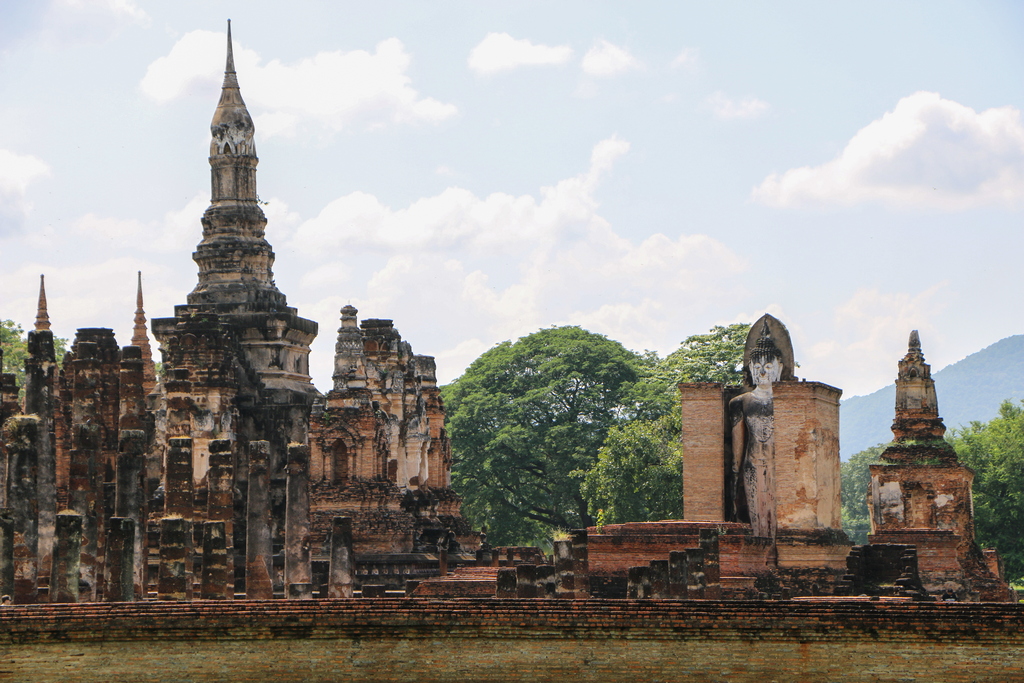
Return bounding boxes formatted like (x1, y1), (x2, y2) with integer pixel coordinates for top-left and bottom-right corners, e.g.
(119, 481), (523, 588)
(680, 383), (727, 521)
(686, 547), (706, 599)
(4, 416), (40, 603)
(201, 521), (230, 600)
(536, 565), (556, 597)
(104, 517), (135, 602)
(699, 528), (721, 599)
(245, 441), (273, 599)
(627, 566), (648, 599)
(68, 422), (100, 601)
(438, 543), (448, 578)
(284, 444), (311, 599)
(115, 430), (147, 599)
(515, 564), (537, 598)
(24, 329), (58, 594)
(495, 568), (517, 598)
(649, 559), (669, 599)
(668, 550), (688, 599)
(164, 437), (194, 519)
(553, 540), (574, 598)
(327, 516), (353, 598)
(571, 529), (589, 598)
(158, 516), (192, 601)
(0, 509), (13, 599)
(50, 511), (82, 603)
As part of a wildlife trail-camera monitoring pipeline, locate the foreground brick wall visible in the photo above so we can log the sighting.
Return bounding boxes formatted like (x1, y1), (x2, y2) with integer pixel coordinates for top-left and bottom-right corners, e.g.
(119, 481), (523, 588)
(0, 599), (1022, 682)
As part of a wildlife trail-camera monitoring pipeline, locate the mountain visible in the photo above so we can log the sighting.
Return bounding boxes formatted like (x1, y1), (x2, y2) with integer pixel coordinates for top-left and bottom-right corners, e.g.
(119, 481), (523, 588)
(840, 335), (1024, 458)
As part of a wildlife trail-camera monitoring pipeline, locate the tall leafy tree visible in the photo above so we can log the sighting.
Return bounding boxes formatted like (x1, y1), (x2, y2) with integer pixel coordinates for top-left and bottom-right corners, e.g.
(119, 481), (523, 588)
(579, 322), (750, 526)
(948, 400), (1024, 583)
(580, 414), (683, 526)
(444, 326), (642, 546)
(1, 320), (68, 397)
(840, 444), (885, 544)
(1, 320), (29, 378)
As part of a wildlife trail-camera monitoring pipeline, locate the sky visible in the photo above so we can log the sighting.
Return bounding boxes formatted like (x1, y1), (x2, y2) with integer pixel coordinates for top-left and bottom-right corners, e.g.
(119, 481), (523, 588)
(1, 1), (1024, 400)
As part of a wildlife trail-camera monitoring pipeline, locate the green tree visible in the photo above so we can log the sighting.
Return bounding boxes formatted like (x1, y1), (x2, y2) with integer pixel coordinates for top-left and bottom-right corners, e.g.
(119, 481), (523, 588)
(579, 413), (683, 526)
(578, 322), (751, 526)
(840, 444), (885, 544)
(948, 400), (1024, 583)
(443, 326), (642, 546)
(0, 320), (28, 381)
(0, 320), (68, 397)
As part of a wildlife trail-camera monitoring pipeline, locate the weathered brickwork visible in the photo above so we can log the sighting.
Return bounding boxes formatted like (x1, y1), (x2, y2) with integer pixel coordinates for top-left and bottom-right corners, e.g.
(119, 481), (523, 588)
(0, 22), (475, 604)
(868, 332), (1011, 600)
(0, 600), (1022, 682)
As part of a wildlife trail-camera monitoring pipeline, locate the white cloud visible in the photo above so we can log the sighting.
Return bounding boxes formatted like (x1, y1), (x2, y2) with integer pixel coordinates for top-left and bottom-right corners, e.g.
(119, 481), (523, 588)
(141, 31), (457, 136)
(72, 194), (208, 252)
(705, 91), (770, 120)
(670, 47), (700, 71)
(0, 149), (50, 235)
(753, 92), (1024, 210)
(581, 40), (641, 77)
(42, 0), (149, 43)
(468, 33), (574, 75)
(803, 284), (947, 397)
(290, 136), (746, 384)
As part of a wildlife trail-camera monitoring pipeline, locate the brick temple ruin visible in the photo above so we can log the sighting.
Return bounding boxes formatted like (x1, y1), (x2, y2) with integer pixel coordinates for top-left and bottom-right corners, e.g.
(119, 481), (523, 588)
(0, 23), (479, 605)
(0, 25), (1015, 609)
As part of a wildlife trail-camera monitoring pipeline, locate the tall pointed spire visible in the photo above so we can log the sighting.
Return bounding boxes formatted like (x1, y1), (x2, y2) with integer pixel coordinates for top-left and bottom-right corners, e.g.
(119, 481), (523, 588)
(132, 272), (157, 394)
(188, 20), (286, 313)
(225, 19), (236, 77)
(35, 274), (51, 331)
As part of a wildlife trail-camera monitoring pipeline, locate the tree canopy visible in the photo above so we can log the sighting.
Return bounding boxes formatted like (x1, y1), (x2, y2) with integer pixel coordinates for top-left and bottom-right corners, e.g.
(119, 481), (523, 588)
(443, 326), (642, 546)
(949, 400), (1024, 584)
(444, 322), (752, 544)
(1, 320), (68, 393)
(579, 413), (683, 527)
(840, 444), (884, 544)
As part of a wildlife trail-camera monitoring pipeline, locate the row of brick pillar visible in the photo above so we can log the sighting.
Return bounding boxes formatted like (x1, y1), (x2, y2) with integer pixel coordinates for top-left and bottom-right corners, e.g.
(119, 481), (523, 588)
(0, 422), (358, 602)
(626, 528), (721, 599)
(495, 530), (589, 598)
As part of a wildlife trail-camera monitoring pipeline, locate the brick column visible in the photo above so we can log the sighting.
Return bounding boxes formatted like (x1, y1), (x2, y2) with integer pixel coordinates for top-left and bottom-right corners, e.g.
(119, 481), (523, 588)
(4, 416), (40, 603)
(24, 329), (57, 593)
(104, 517), (135, 602)
(206, 440), (234, 597)
(50, 511), (82, 603)
(285, 444), (311, 599)
(515, 564), (537, 598)
(686, 547), (706, 599)
(164, 438), (194, 519)
(0, 508), (14, 599)
(201, 521), (230, 599)
(649, 559), (669, 599)
(699, 528), (721, 599)
(116, 429), (147, 599)
(158, 517), (192, 601)
(328, 516), (353, 598)
(668, 550), (688, 599)
(553, 540), (574, 598)
(495, 568), (516, 598)
(571, 529), (589, 599)
(245, 441), (273, 599)
(680, 383), (727, 521)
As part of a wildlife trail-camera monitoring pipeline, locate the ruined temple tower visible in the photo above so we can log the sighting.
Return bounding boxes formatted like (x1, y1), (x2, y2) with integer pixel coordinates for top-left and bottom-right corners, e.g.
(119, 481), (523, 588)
(867, 331), (1010, 599)
(151, 21), (318, 474)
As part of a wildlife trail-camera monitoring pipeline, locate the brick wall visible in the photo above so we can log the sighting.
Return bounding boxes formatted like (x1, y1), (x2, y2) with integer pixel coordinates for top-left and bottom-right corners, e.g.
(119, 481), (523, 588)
(0, 599), (1021, 682)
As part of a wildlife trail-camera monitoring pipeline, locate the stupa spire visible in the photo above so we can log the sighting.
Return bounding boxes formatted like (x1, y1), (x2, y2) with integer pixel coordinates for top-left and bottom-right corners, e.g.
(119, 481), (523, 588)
(188, 21), (286, 313)
(132, 272), (157, 393)
(35, 274), (50, 331)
